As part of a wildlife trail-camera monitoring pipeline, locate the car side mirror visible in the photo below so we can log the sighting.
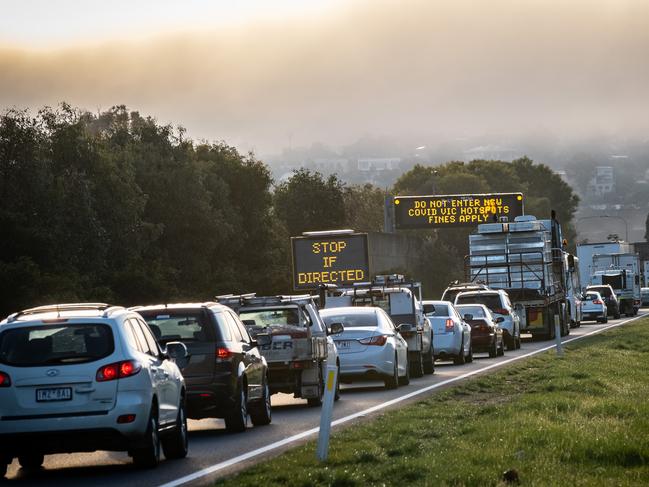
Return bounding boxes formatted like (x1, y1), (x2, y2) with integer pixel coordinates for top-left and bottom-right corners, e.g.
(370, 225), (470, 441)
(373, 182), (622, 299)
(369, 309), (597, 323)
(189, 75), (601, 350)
(165, 341), (189, 369)
(328, 322), (344, 335)
(463, 314), (473, 321)
(255, 333), (272, 347)
(397, 323), (415, 335)
(495, 316), (505, 324)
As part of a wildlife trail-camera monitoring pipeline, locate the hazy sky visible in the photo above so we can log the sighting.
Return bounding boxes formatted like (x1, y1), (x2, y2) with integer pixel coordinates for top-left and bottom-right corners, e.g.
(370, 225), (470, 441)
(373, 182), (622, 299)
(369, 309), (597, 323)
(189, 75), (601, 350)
(1, 0), (648, 155)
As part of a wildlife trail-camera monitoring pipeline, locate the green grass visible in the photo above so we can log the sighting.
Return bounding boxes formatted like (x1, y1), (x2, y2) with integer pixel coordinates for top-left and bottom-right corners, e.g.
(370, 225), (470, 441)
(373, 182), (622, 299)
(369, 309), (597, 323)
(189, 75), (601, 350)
(216, 320), (649, 486)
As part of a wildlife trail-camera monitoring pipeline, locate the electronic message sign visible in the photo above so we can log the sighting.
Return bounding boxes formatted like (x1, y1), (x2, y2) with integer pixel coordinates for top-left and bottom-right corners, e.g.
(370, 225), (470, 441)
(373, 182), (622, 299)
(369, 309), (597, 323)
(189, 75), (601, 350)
(291, 232), (370, 290)
(393, 192), (524, 230)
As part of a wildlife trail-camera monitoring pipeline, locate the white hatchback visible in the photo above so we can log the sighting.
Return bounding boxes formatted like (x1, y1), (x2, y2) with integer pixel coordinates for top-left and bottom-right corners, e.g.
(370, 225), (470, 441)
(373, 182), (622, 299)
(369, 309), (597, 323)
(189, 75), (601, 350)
(0, 303), (189, 478)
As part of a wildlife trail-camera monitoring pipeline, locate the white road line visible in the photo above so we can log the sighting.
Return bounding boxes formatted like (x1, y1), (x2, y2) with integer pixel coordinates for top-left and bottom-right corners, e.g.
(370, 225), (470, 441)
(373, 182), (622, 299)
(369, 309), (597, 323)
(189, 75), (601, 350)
(158, 313), (646, 487)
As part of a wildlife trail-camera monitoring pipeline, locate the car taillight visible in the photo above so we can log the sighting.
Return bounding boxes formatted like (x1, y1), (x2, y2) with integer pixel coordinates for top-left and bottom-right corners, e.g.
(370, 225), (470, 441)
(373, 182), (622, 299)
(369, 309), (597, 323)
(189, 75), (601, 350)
(593, 299), (603, 305)
(359, 335), (388, 346)
(445, 319), (454, 331)
(96, 360), (141, 382)
(0, 371), (11, 387)
(216, 347), (233, 361)
(494, 308), (509, 316)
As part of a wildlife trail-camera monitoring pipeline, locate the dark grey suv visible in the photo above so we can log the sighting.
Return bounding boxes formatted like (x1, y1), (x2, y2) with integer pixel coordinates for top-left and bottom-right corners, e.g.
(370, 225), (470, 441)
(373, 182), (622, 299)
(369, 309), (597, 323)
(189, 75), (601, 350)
(132, 303), (271, 432)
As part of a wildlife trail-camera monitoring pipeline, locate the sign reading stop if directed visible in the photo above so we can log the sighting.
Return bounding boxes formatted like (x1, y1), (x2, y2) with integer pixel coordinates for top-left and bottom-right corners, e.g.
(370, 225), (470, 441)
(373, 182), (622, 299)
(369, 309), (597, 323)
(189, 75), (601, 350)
(393, 192), (524, 229)
(291, 233), (369, 290)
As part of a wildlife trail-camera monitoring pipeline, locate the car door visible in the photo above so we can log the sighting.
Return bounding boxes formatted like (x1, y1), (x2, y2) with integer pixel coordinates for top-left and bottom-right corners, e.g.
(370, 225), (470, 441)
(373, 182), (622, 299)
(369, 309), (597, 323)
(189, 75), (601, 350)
(128, 319), (175, 426)
(229, 311), (263, 401)
(381, 311), (408, 375)
(224, 311), (262, 401)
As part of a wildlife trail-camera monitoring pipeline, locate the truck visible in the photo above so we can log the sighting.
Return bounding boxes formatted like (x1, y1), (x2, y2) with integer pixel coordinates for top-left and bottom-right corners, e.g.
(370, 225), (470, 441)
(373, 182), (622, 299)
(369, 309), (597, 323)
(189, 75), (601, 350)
(465, 213), (572, 340)
(576, 241), (632, 288)
(215, 294), (335, 406)
(589, 253), (641, 316)
(325, 274), (434, 377)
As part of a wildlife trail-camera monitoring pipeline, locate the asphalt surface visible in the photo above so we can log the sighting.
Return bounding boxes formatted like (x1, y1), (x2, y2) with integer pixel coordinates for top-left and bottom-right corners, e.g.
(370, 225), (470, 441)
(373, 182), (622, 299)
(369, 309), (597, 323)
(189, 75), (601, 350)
(4, 312), (646, 486)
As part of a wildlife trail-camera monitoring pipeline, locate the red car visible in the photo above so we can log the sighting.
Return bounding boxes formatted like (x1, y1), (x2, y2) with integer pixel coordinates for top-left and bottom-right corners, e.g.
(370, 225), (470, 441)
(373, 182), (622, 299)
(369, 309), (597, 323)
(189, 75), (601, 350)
(455, 304), (505, 358)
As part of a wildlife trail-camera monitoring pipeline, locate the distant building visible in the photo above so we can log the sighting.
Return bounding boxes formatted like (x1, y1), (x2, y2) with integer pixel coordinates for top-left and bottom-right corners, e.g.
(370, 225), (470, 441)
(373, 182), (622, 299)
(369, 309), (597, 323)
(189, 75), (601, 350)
(357, 158), (401, 171)
(587, 166), (615, 196)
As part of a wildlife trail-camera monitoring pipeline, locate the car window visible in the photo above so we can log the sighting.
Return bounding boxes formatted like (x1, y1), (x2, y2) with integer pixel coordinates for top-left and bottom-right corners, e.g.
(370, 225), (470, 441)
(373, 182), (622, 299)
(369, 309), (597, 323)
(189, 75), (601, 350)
(129, 318), (153, 355)
(229, 311), (250, 344)
(139, 310), (211, 344)
(424, 303), (450, 316)
(378, 310), (396, 332)
(322, 312), (378, 328)
(456, 294), (501, 311)
(224, 312), (244, 342)
(585, 293), (599, 301)
(213, 312), (232, 341)
(0, 323), (114, 366)
(239, 308), (302, 327)
(138, 320), (161, 356)
(456, 305), (486, 317)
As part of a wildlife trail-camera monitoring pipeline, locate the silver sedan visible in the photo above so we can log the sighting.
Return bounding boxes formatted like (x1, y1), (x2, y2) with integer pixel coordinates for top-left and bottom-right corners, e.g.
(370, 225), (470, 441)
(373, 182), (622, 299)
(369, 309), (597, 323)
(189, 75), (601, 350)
(423, 300), (472, 365)
(320, 306), (410, 389)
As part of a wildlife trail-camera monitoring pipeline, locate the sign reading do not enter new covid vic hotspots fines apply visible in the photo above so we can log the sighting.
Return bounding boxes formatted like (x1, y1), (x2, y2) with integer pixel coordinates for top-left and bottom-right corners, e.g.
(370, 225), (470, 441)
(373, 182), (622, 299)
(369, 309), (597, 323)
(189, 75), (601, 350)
(393, 192), (524, 230)
(291, 232), (369, 290)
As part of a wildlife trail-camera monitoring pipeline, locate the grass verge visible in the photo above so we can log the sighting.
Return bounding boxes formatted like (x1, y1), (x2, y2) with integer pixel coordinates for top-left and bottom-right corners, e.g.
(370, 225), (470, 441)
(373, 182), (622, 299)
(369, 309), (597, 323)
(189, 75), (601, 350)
(216, 319), (649, 486)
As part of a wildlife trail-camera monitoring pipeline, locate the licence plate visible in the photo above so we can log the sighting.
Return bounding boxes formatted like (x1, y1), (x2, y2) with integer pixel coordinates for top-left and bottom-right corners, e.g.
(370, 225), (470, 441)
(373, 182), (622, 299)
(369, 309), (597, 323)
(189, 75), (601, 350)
(36, 387), (72, 402)
(335, 340), (353, 349)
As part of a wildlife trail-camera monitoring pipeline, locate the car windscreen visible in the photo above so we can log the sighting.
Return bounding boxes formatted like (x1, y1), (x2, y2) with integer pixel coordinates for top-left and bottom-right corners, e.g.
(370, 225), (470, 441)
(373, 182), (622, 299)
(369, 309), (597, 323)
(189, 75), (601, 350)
(584, 293), (600, 301)
(321, 312), (377, 328)
(456, 305), (486, 317)
(139, 311), (210, 344)
(0, 323), (114, 366)
(455, 294), (501, 311)
(589, 286), (612, 297)
(239, 309), (303, 328)
(424, 303), (450, 316)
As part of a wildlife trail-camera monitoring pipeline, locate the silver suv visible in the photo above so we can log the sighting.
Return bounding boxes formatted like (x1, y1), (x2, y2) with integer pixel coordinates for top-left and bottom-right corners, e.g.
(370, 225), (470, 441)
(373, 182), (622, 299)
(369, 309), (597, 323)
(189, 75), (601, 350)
(0, 303), (189, 478)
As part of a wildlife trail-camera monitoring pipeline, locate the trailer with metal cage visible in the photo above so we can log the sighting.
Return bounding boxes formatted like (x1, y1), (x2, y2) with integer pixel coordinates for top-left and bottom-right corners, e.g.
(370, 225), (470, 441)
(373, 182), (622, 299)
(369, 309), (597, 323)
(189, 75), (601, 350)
(465, 214), (572, 340)
(215, 294), (332, 406)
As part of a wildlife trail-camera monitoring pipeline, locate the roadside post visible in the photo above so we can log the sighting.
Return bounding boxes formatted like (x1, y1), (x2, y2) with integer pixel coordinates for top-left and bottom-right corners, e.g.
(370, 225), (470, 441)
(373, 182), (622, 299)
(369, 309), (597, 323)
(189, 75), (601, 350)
(554, 314), (563, 356)
(316, 365), (338, 462)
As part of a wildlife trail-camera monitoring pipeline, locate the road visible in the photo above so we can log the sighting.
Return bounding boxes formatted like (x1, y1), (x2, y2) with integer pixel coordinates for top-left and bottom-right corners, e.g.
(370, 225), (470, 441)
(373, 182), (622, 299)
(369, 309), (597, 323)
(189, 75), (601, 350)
(4, 312), (645, 486)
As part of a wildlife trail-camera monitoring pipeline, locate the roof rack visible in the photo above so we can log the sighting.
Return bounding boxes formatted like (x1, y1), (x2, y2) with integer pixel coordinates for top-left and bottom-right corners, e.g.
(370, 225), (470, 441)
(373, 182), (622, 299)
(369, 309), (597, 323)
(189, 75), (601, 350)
(7, 303), (124, 323)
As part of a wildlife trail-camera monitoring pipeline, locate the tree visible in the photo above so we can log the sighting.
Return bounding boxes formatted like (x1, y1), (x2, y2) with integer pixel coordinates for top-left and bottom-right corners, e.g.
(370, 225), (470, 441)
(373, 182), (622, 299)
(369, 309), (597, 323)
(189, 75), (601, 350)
(274, 169), (346, 236)
(343, 184), (386, 232)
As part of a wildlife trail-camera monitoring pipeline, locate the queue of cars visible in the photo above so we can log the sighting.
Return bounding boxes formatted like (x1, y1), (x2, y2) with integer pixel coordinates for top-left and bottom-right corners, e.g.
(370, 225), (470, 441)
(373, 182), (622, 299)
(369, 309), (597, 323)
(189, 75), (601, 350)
(0, 277), (633, 478)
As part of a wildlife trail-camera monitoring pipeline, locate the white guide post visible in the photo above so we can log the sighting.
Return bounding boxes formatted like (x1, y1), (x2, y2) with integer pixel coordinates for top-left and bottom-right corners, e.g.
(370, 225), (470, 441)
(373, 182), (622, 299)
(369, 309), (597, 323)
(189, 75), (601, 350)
(316, 365), (338, 462)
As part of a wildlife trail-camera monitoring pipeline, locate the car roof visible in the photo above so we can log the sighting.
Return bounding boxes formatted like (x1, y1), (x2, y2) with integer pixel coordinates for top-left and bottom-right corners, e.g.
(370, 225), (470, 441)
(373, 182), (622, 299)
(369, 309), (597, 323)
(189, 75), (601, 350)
(2, 303), (129, 325)
(455, 290), (500, 297)
(131, 302), (223, 312)
(422, 300), (452, 306)
(320, 306), (379, 316)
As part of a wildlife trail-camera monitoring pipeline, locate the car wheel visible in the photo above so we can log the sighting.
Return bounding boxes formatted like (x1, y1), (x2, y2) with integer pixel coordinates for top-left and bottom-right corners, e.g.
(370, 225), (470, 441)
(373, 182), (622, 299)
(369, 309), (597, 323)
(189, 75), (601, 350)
(250, 377), (272, 426)
(604, 314), (609, 324)
(423, 346), (435, 375)
(489, 338), (498, 358)
(515, 333), (521, 349)
(307, 368), (324, 408)
(18, 453), (44, 471)
(453, 339), (466, 365)
(225, 380), (248, 432)
(498, 338), (505, 356)
(162, 400), (188, 460)
(409, 351), (424, 378)
(384, 354), (399, 390)
(466, 343), (473, 363)
(132, 412), (161, 468)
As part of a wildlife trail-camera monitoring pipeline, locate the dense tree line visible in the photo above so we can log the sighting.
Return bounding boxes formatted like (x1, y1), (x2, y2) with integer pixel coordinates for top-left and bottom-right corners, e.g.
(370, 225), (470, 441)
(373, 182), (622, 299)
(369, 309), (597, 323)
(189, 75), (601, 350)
(0, 105), (580, 315)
